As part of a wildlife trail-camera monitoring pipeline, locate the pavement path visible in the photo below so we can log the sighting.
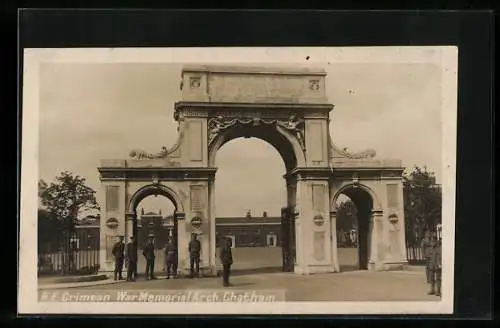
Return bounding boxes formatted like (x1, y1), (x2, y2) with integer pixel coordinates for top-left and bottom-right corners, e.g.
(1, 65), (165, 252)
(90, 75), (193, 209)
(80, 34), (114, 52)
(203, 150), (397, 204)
(39, 267), (440, 302)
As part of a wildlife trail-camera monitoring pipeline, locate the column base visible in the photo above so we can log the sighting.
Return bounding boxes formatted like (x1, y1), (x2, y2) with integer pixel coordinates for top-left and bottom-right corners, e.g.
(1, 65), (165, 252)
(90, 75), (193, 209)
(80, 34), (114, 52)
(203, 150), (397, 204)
(294, 264), (339, 275)
(368, 260), (409, 271)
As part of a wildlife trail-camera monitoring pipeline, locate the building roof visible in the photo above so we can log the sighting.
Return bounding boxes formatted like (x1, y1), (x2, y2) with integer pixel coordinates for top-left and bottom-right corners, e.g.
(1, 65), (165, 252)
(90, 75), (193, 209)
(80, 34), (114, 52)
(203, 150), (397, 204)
(216, 216), (281, 224)
(76, 216), (281, 227)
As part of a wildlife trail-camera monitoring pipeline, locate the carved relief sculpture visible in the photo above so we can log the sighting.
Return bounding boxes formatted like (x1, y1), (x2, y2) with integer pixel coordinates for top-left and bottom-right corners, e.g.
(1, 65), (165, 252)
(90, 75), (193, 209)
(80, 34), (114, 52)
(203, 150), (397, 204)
(129, 129), (185, 160)
(328, 135), (377, 159)
(207, 112), (306, 151)
(277, 114), (306, 151)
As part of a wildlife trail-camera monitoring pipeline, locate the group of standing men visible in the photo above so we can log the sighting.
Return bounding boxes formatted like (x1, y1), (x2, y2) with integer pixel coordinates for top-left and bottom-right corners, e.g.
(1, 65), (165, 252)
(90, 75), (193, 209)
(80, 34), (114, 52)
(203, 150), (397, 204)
(111, 234), (176, 281)
(421, 230), (442, 297)
(111, 233), (234, 286)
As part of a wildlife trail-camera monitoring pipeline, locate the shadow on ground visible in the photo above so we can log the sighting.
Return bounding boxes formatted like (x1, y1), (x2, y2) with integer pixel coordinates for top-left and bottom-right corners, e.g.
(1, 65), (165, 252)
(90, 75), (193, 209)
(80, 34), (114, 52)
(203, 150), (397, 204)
(230, 266), (283, 276)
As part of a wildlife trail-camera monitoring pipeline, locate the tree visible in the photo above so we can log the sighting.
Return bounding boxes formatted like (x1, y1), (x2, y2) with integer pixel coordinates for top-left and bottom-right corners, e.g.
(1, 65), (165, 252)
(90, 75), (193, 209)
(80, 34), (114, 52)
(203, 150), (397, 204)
(38, 171), (99, 232)
(336, 200), (358, 246)
(403, 166), (442, 247)
(38, 171), (99, 274)
(38, 208), (64, 252)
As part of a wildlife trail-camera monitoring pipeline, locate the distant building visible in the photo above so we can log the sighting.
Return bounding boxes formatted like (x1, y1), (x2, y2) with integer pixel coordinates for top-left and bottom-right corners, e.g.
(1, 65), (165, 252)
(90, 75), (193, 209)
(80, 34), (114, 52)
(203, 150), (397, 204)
(71, 211), (282, 250)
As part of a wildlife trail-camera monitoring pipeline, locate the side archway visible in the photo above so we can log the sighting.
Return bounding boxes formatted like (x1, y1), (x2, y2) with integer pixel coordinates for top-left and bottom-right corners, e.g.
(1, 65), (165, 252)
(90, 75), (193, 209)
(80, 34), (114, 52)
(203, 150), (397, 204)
(331, 183), (382, 213)
(331, 183), (381, 271)
(128, 184), (185, 215)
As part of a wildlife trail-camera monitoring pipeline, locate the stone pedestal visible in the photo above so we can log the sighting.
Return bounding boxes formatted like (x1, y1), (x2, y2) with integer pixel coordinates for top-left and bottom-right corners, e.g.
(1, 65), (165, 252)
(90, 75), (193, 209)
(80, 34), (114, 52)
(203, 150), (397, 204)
(294, 179), (335, 275)
(329, 211), (341, 272)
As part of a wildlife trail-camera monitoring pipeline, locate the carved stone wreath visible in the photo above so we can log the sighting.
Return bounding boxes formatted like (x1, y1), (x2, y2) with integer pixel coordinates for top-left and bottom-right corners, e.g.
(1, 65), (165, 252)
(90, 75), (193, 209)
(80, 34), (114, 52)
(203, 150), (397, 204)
(207, 113), (306, 150)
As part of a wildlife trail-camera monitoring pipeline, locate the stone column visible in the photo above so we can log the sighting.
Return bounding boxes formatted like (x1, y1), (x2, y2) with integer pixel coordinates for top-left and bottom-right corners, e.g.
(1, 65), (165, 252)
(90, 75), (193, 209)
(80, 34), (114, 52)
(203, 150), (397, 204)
(397, 183), (409, 265)
(125, 212), (135, 242)
(208, 179), (217, 275)
(175, 212), (188, 276)
(368, 211), (384, 271)
(294, 178), (332, 275)
(330, 210), (340, 272)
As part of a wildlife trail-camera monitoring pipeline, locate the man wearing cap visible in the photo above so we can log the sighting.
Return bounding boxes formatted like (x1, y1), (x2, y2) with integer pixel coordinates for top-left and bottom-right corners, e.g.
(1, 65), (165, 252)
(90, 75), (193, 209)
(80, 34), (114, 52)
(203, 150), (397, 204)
(421, 230), (433, 284)
(143, 234), (156, 280)
(220, 236), (233, 287)
(126, 236), (137, 281)
(428, 232), (442, 296)
(164, 238), (177, 279)
(111, 236), (125, 281)
(188, 233), (201, 278)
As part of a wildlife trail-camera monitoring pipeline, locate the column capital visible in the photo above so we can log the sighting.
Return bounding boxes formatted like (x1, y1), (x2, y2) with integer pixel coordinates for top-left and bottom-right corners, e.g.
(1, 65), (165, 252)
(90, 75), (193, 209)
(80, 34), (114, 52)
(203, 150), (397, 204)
(329, 210), (337, 218)
(371, 210), (384, 222)
(175, 212), (186, 220)
(125, 212), (136, 220)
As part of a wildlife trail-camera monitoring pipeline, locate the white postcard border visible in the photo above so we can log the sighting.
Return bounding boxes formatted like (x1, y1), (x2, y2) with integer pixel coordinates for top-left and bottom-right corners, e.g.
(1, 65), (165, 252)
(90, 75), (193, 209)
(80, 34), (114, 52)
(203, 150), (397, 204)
(19, 46), (457, 315)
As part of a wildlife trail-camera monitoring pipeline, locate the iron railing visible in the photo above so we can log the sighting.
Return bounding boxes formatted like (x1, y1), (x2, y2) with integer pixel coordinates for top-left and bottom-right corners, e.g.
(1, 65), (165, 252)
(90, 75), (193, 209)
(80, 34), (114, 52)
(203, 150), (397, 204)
(38, 230), (99, 276)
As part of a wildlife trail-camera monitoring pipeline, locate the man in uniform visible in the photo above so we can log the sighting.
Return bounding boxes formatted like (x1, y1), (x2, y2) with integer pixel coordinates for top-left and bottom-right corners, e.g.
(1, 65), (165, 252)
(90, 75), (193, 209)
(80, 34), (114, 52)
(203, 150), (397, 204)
(220, 236), (233, 287)
(126, 236), (137, 281)
(164, 238), (177, 279)
(421, 230), (433, 283)
(111, 236), (125, 281)
(188, 233), (201, 278)
(143, 234), (156, 280)
(428, 232), (442, 296)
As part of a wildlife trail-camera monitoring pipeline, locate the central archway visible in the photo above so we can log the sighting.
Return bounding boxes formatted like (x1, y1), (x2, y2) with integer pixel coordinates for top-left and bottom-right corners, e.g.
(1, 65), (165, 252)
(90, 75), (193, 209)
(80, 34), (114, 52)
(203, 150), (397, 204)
(208, 121), (305, 172)
(208, 123), (302, 273)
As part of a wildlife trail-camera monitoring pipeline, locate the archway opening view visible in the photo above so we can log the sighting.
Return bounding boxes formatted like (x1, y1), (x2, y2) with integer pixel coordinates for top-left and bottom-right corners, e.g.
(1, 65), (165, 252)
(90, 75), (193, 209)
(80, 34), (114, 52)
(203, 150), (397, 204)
(214, 137), (290, 275)
(134, 195), (177, 276)
(335, 187), (374, 271)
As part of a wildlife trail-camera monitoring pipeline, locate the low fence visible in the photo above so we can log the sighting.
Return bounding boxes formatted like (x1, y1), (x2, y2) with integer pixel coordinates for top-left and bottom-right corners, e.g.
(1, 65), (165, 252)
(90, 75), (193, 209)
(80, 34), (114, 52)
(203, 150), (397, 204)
(406, 246), (425, 265)
(38, 230), (99, 276)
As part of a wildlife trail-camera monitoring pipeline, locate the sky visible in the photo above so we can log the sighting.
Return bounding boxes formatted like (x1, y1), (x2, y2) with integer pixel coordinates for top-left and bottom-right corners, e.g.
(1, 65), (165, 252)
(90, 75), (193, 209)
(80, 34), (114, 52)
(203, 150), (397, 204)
(38, 59), (443, 218)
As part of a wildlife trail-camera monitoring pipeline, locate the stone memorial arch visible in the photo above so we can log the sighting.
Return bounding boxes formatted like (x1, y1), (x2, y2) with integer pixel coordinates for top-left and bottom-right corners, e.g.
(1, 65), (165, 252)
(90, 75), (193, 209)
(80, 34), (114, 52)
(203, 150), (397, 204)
(98, 65), (408, 275)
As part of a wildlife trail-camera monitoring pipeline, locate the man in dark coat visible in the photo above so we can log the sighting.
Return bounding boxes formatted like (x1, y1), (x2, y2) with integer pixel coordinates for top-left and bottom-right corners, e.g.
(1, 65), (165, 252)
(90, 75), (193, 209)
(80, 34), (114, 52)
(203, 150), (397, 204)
(111, 236), (125, 281)
(126, 236), (137, 281)
(220, 237), (233, 287)
(143, 235), (156, 280)
(164, 238), (177, 279)
(421, 230), (433, 283)
(428, 235), (442, 296)
(188, 233), (201, 278)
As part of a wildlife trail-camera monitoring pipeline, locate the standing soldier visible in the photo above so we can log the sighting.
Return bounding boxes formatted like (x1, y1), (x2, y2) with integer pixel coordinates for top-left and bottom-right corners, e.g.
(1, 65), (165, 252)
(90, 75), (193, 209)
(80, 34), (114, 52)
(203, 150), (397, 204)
(126, 236), (137, 281)
(111, 236), (125, 281)
(164, 238), (177, 279)
(188, 233), (201, 278)
(428, 232), (442, 296)
(220, 236), (233, 287)
(421, 230), (433, 284)
(143, 234), (156, 280)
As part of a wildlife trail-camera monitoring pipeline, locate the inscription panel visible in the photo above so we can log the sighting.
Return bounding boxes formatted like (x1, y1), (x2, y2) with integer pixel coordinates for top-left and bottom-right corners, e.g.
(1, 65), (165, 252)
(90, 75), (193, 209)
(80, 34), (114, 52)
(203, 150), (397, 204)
(313, 231), (326, 261)
(105, 186), (119, 212)
(190, 185), (204, 212)
(307, 121), (324, 163)
(386, 184), (399, 208)
(312, 184), (326, 211)
(189, 121), (204, 161)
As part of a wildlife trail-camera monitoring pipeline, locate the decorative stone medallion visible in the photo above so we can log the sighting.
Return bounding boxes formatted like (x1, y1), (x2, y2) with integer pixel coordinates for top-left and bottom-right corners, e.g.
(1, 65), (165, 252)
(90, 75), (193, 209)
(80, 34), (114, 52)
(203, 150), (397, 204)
(388, 213), (399, 224)
(105, 218), (119, 229)
(191, 216), (202, 228)
(190, 77), (201, 89)
(313, 215), (325, 226)
(309, 79), (320, 91)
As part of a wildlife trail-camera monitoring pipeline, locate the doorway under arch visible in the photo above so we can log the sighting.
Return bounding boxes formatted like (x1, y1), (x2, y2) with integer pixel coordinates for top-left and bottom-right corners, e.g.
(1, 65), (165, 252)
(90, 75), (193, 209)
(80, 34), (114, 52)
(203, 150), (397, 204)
(333, 185), (376, 271)
(212, 133), (296, 274)
(127, 185), (185, 276)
